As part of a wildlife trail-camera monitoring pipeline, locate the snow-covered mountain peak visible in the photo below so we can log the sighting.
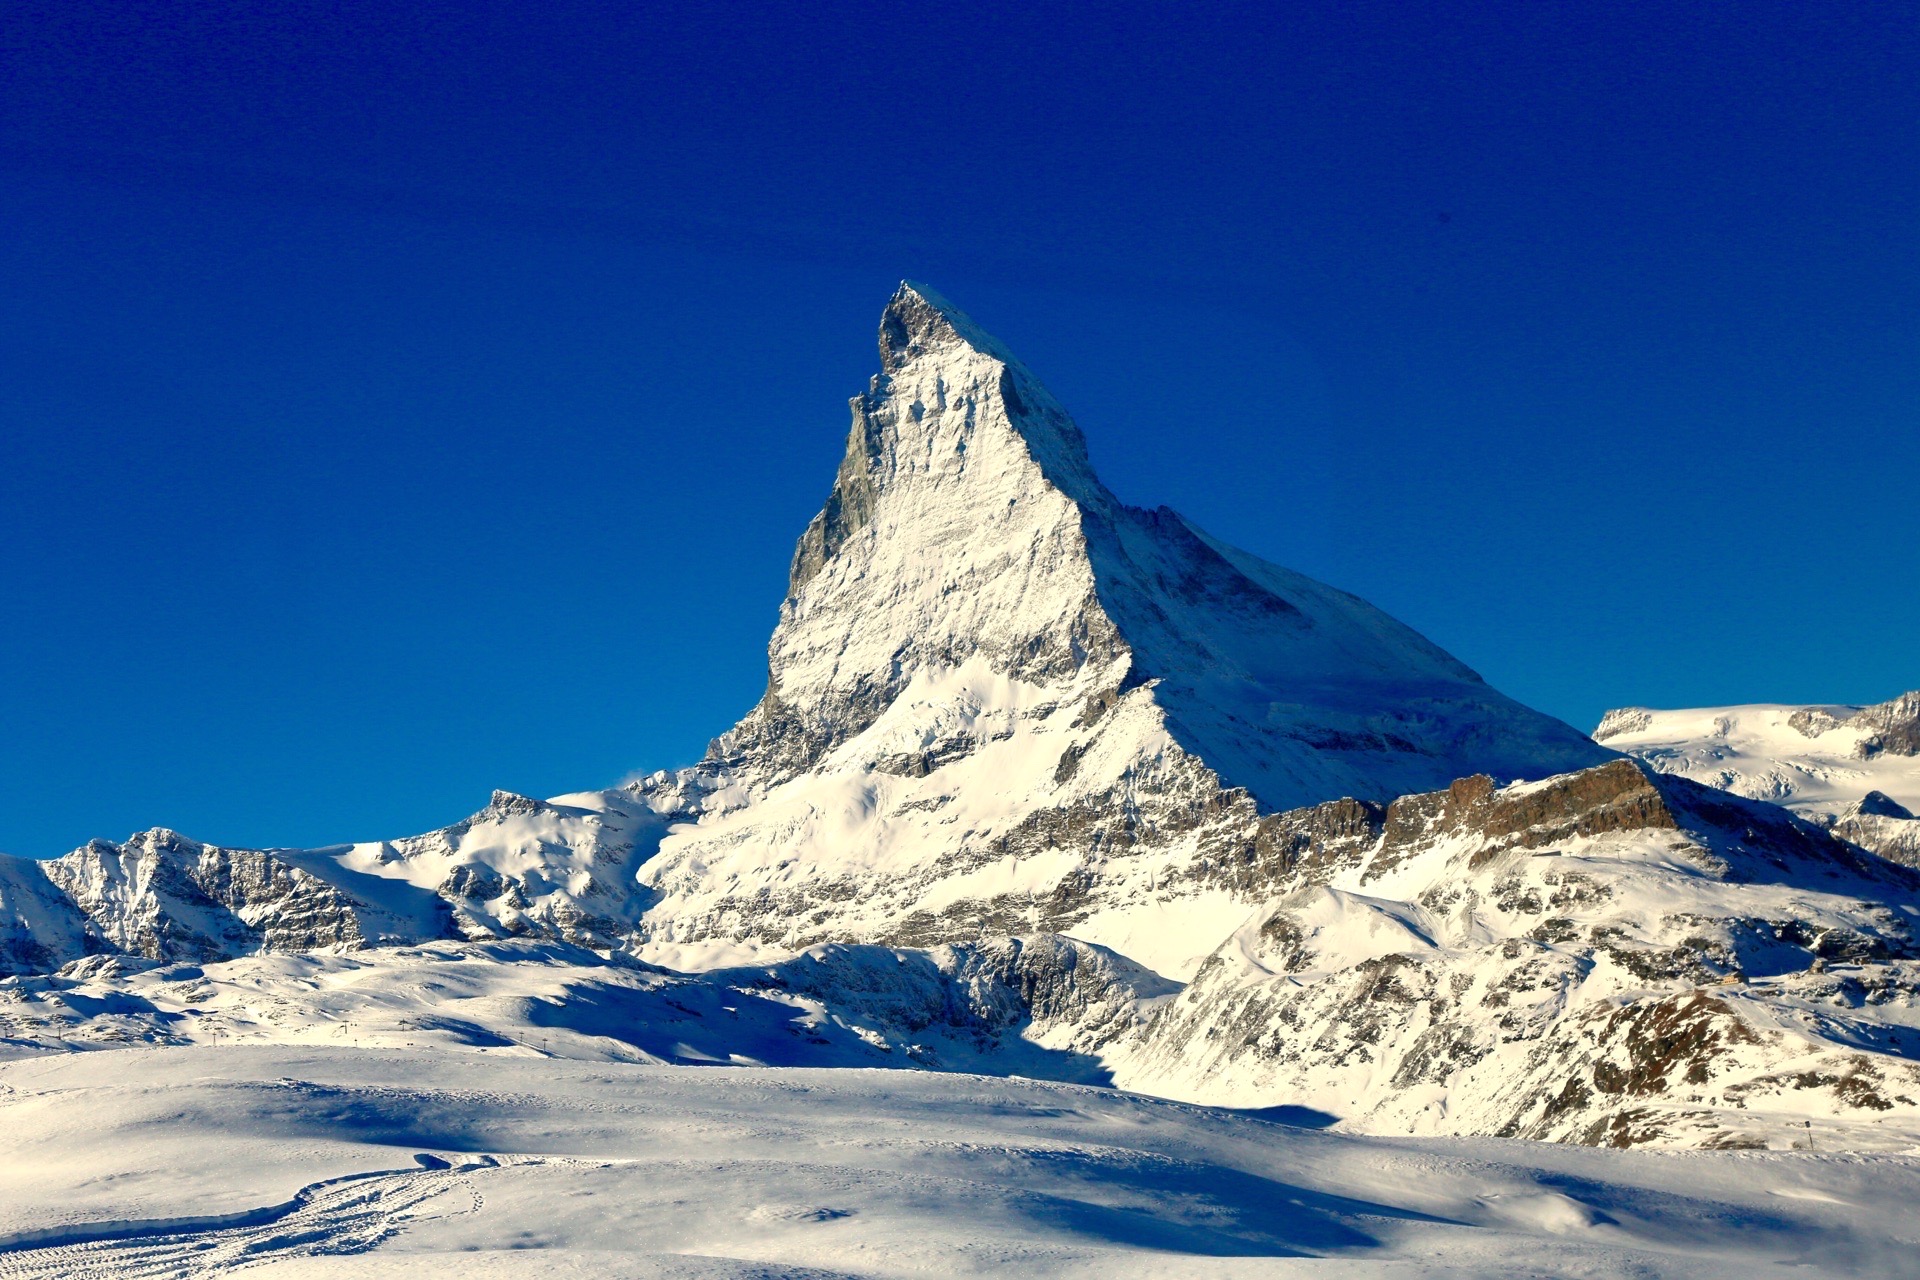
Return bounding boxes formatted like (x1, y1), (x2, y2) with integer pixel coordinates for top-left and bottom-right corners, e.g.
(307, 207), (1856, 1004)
(1852, 790), (1914, 821)
(716, 285), (1120, 784)
(881, 280), (1013, 369)
(709, 284), (1610, 815)
(1595, 697), (1920, 815)
(872, 279), (1097, 491)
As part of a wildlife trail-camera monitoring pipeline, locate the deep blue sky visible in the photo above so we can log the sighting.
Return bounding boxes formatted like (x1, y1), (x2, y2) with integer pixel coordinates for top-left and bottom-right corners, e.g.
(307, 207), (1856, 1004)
(2, 1), (1915, 857)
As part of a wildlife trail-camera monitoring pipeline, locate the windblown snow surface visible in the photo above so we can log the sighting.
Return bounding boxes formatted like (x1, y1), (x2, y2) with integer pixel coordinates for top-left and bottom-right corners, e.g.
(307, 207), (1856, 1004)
(1, 1045), (1916, 1278)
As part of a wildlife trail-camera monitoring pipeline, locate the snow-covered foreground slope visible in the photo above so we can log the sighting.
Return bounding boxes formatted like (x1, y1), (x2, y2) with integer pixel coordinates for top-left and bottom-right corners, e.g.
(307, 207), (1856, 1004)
(1597, 694), (1920, 865)
(2, 1045), (1916, 1278)
(0, 937), (1172, 1083)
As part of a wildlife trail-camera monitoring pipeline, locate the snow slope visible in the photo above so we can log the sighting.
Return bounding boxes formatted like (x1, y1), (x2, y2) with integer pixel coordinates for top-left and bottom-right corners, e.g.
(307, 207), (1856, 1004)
(1, 1045), (1916, 1277)
(0, 936), (1171, 1083)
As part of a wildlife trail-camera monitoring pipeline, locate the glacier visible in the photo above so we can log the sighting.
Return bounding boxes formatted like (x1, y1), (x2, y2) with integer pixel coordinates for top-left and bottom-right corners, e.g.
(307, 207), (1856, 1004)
(1597, 693), (1920, 868)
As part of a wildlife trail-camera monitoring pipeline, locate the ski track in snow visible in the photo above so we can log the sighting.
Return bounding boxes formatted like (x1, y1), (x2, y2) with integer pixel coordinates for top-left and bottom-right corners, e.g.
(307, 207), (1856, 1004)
(0, 1160), (490, 1278)
(0, 1046), (1917, 1277)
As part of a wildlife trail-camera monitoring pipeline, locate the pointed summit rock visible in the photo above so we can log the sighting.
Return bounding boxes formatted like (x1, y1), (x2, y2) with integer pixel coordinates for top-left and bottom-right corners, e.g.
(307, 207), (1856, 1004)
(718, 281), (1607, 808)
(718, 281), (1119, 779)
(646, 284), (1613, 971)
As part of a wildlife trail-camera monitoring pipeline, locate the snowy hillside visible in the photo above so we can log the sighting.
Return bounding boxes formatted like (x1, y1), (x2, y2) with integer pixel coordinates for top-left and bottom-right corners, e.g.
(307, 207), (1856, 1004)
(1112, 759), (1920, 1149)
(8, 760), (1918, 1154)
(1597, 694), (1920, 865)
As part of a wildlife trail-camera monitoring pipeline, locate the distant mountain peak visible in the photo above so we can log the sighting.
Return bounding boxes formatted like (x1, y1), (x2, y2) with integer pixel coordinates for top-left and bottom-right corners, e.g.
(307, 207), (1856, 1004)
(1595, 697), (1920, 864)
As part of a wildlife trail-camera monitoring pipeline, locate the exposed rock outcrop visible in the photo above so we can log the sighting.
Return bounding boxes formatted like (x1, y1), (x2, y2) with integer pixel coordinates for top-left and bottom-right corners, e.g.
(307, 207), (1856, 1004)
(1112, 760), (1920, 1148)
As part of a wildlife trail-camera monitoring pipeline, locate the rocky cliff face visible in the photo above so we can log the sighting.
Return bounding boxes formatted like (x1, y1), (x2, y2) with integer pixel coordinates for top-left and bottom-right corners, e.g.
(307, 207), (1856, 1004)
(1851, 691), (1920, 759)
(1831, 794), (1920, 869)
(34, 829), (450, 965)
(1111, 759), (1920, 1148)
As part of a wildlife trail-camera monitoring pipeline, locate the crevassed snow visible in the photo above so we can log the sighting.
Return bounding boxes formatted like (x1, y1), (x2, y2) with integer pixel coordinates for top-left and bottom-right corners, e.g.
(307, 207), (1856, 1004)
(1596, 700), (1920, 818)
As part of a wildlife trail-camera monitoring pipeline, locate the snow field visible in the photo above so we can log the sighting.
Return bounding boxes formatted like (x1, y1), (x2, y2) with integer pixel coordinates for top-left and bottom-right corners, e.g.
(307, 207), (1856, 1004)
(2, 1046), (1918, 1277)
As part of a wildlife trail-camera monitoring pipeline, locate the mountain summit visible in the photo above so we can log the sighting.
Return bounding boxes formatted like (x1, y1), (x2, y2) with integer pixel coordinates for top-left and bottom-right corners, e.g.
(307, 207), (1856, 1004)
(716, 282), (1609, 810)
(634, 282), (1613, 970)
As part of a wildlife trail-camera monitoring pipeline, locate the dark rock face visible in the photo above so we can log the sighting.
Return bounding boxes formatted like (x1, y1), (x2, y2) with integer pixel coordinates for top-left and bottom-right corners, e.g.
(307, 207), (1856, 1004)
(481, 791), (554, 820)
(1856, 791), (1916, 820)
(1593, 708), (1654, 742)
(1853, 691), (1920, 759)
(787, 391), (886, 597)
(1365, 759), (1677, 882)
(1781, 692), (1920, 756)
(1195, 796), (1386, 897)
(749, 934), (1177, 1059)
(1787, 707), (1842, 738)
(37, 831), (407, 964)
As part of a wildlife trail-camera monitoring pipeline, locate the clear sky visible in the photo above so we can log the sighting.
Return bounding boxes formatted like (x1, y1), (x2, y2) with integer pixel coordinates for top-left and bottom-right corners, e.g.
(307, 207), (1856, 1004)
(2, 2), (1915, 857)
